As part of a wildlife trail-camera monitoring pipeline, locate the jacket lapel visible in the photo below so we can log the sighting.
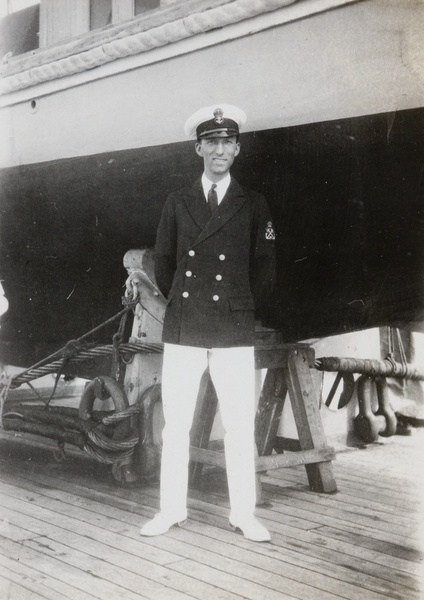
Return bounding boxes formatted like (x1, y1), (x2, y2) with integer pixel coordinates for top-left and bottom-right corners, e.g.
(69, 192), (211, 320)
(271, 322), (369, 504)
(184, 178), (211, 231)
(191, 178), (247, 246)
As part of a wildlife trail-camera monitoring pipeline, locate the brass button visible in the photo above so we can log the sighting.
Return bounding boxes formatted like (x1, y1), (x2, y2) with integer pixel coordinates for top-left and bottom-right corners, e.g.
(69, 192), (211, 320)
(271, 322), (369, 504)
(212, 295), (219, 301)
(215, 274), (222, 281)
(219, 254), (226, 261)
(186, 271), (192, 277)
(189, 250), (195, 257)
(182, 291), (189, 298)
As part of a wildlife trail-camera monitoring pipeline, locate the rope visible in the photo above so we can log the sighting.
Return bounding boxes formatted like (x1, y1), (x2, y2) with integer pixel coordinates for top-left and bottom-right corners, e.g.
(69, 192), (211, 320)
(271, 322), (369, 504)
(102, 403), (140, 425)
(1, 0), (298, 93)
(111, 307), (132, 382)
(9, 341), (163, 390)
(12, 302), (136, 382)
(390, 327), (408, 367)
(43, 339), (85, 410)
(83, 442), (135, 465)
(87, 428), (139, 451)
(2, 404), (141, 465)
(0, 301), (157, 466)
(389, 327), (408, 391)
(314, 356), (424, 381)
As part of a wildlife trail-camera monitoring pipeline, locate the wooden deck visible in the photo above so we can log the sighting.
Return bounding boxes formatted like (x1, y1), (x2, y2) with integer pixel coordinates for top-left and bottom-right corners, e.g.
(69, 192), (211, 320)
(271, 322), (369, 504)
(0, 427), (423, 600)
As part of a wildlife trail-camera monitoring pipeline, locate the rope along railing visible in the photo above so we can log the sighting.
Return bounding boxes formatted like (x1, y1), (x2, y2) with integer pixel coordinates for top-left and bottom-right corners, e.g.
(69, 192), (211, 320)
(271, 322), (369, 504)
(0, 301), (163, 467)
(9, 341), (163, 389)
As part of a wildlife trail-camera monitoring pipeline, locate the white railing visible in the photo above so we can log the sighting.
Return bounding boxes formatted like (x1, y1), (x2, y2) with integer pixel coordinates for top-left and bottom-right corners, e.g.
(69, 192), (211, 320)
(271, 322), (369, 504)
(0, 0), (307, 93)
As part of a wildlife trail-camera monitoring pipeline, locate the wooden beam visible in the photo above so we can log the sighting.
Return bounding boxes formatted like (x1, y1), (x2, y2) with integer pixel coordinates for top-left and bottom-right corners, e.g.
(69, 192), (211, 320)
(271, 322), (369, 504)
(189, 373), (219, 486)
(189, 447), (226, 470)
(255, 447), (336, 472)
(254, 343), (314, 370)
(255, 368), (288, 456)
(284, 348), (338, 493)
(189, 445), (336, 472)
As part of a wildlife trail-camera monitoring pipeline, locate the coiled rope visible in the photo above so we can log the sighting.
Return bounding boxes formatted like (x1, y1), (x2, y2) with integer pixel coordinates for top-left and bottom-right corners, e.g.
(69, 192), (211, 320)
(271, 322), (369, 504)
(1, 402), (142, 466)
(0, 300), (163, 466)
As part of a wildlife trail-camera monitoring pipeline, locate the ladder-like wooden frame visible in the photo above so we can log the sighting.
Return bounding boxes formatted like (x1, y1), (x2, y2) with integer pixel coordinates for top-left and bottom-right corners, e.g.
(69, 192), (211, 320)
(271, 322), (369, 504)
(189, 343), (337, 500)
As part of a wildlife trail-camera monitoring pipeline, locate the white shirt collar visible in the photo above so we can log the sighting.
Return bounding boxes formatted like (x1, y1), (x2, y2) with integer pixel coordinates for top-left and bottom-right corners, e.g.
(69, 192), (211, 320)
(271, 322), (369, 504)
(201, 173), (231, 204)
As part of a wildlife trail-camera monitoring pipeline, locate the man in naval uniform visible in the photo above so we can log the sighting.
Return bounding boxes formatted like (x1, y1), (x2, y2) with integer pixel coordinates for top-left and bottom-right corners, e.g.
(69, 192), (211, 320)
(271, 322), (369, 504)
(140, 104), (276, 542)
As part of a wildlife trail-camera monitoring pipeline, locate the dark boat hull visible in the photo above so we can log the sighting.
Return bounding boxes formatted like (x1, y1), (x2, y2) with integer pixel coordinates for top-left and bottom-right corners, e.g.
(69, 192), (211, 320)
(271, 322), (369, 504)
(1, 107), (423, 367)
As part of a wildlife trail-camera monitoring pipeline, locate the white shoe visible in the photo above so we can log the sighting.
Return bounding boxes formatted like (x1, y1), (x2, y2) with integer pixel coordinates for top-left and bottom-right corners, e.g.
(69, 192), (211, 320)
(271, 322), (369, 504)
(140, 513), (187, 537)
(229, 517), (271, 542)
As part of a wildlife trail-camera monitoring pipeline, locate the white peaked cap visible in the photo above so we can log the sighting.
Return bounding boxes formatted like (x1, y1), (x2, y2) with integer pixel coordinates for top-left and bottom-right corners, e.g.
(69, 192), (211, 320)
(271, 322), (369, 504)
(184, 104), (247, 139)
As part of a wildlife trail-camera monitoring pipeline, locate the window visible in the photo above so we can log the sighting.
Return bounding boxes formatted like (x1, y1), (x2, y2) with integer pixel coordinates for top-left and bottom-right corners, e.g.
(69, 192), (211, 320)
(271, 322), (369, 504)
(0, 0), (217, 58)
(0, 2), (40, 57)
(135, 0), (160, 16)
(90, 0), (112, 30)
(0, 0), (39, 18)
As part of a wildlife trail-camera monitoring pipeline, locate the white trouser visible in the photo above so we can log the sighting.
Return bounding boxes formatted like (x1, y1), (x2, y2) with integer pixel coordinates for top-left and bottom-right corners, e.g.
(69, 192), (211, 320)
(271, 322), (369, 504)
(159, 343), (257, 522)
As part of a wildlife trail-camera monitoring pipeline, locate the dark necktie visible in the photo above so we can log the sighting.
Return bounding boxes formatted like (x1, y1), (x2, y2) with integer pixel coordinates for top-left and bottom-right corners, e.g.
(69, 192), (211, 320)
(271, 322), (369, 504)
(208, 184), (218, 215)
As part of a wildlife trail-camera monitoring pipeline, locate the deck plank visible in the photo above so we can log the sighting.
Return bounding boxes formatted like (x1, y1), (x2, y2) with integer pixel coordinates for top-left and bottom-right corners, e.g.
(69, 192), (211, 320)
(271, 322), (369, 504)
(0, 572), (48, 600)
(261, 488), (419, 541)
(0, 493), (238, 600)
(265, 469), (419, 508)
(190, 522), (420, 599)
(2, 442), (420, 592)
(0, 551), (98, 600)
(165, 526), (417, 600)
(0, 533), (146, 600)
(261, 480), (418, 530)
(0, 476), (354, 600)
(0, 429), (423, 600)
(260, 495), (421, 551)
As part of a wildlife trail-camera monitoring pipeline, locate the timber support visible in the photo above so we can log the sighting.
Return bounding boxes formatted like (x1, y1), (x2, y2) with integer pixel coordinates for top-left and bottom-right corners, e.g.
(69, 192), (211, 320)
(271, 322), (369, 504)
(190, 337), (338, 500)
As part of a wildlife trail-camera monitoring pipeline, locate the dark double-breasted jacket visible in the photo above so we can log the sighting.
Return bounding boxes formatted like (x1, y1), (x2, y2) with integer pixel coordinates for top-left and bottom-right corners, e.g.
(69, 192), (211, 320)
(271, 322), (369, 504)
(154, 177), (276, 348)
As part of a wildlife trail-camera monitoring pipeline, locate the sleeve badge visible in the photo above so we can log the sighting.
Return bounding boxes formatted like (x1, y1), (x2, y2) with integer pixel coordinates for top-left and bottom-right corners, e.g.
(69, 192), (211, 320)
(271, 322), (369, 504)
(265, 221), (276, 240)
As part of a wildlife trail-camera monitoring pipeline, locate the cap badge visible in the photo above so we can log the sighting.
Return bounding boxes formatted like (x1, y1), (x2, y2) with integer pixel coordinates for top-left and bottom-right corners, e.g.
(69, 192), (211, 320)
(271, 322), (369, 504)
(213, 108), (224, 125)
(265, 221), (276, 240)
